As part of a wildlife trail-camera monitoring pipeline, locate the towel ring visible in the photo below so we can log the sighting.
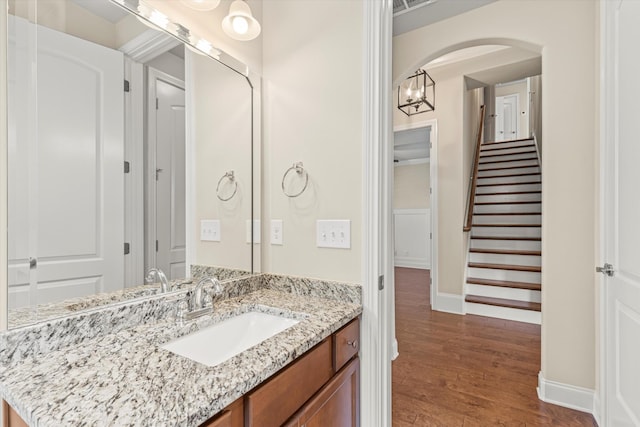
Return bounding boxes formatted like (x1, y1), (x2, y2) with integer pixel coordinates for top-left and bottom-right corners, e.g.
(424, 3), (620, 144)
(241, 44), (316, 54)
(282, 162), (309, 198)
(216, 171), (238, 201)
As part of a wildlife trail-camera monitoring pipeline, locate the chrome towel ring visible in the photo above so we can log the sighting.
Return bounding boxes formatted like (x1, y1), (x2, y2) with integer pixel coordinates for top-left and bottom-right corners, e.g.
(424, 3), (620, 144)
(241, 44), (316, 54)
(216, 170), (238, 201)
(282, 162), (309, 198)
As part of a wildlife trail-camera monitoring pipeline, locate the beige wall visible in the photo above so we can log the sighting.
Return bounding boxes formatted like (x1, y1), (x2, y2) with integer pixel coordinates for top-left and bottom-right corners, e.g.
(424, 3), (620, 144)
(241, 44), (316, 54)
(394, 0), (597, 390)
(261, 0), (363, 283)
(191, 52), (253, 272)
(394, 163), (430, 209)
(495, 80), (529, 139)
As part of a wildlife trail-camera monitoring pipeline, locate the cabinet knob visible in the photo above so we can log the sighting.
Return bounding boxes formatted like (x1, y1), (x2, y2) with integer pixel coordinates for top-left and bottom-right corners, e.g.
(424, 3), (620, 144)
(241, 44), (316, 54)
(347, 340), (358, 349)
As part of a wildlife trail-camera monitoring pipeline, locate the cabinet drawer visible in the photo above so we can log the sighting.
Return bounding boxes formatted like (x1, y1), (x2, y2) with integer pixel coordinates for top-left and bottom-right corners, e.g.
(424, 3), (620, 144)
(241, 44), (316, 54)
(333, 318), (360, 372)
(245, 338), (333, 427)
(200, 398), (243, 427)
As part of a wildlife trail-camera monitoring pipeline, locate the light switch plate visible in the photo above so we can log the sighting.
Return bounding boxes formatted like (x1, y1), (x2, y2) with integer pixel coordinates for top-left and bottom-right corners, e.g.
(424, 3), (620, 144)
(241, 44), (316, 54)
(316, 220), (351, 249)
(246, 220), (261, 244)
(201, 220), (221, 242)
(271, 220), (283, 245)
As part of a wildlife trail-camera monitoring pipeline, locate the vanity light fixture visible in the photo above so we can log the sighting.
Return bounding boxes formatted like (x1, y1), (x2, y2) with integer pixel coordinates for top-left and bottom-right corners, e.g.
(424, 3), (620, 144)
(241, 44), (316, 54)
(222, 0), (261, 41)
(397, 69), (435, 116)
(180, 0), (220, 11)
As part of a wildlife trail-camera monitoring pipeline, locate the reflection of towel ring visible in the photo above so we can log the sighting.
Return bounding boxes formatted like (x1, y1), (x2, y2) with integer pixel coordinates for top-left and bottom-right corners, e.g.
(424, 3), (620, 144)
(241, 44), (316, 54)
(282, 162), (309, 198)
(217, 171), (238, 201)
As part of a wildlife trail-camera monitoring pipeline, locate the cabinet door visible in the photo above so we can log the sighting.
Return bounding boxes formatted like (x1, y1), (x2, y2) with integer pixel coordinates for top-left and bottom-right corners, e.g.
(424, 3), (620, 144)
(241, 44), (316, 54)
(289, 357), (360, 427)
(199, 398), (243, 427)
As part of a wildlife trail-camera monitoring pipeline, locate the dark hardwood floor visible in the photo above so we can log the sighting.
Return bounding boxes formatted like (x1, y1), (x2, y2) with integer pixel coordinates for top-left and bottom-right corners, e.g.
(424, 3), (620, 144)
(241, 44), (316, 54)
(392, 267), (596, 426)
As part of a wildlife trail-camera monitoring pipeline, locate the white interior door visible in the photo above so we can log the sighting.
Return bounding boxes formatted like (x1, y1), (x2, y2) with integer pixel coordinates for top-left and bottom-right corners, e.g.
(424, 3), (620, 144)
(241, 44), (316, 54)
(495, 94), (518, 141)
(147, 69), (186, 280)
(603, 1), (640, 425)
(7, 16), (124, 308)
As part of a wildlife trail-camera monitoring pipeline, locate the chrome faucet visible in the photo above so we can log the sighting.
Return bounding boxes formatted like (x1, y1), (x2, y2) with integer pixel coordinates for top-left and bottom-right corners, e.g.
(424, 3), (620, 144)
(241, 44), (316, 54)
(145, 268), (170, 293)
(179, 277), (223, 321)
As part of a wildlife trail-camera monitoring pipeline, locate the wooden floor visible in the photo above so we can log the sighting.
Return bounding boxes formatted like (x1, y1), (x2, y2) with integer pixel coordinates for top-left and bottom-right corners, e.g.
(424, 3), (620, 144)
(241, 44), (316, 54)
(392, 267), (596, 426)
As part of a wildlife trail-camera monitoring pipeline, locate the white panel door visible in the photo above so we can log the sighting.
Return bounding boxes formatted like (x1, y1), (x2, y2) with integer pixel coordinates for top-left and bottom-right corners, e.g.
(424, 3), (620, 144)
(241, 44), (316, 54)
(603, 1), (640, 425)
(7, 16), (124, 307)
(149, 69), (186, 280)
(495, 94), (518, 141)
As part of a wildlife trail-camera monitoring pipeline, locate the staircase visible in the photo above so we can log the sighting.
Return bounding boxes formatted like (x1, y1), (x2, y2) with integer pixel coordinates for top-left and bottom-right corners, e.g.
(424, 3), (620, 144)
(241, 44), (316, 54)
(464, 137), (542, 324)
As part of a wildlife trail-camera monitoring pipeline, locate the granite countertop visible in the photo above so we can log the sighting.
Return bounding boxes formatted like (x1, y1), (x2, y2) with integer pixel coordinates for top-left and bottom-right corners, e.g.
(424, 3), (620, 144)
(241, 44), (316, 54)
(0, 286), (362, 426)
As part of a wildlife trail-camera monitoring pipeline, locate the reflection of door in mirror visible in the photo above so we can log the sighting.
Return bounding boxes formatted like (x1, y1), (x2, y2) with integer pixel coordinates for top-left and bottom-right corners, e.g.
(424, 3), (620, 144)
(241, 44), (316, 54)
(8, 14), (125, 309)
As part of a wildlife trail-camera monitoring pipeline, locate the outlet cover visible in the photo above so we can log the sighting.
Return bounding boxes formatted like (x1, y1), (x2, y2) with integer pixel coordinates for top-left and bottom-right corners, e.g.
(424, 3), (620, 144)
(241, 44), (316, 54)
(271, 220), (283, 245)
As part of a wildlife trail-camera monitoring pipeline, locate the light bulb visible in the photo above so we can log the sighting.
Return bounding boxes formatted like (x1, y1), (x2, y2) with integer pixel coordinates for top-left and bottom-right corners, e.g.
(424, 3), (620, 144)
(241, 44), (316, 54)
(149, 10), (169, 29)
(232, 16), (249, 35)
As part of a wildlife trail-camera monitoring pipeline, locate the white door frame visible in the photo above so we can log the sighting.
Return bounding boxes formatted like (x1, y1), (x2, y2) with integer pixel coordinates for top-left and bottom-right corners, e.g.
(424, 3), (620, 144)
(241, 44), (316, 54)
(361, 1), (393, 426)
(393, 120), (438, 310)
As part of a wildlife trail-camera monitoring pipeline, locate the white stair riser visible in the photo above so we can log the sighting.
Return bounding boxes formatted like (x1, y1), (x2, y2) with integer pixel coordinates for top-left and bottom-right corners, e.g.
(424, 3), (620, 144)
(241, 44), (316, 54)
(477, 175), (541, 185)
(470, 238), (541, 251)
(473, 214), (541, 225)
(480, 146), (536, 156)
(466, 284), (541, 303)
(469, 252), (541, 266)
(476, 183), (541, 194)
(475, 193), (541, 203)
(482, 140), (534, 150)
(474, 203), (541, 214)
(471, 226), (541, 238)
(479, 159), (539, 170)
(480, 153), (538, 164)
(468, 267), (541, 283)
(477, 166), (540, 177)
(465, 302), (541, 324)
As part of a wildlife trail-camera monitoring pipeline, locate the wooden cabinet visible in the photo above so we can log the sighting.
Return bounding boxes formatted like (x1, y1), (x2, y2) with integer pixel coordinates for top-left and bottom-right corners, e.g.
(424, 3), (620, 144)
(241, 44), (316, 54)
(285, 357), (360, 427)
(200, 398), (243, 427)
(2, 400), (28, 427)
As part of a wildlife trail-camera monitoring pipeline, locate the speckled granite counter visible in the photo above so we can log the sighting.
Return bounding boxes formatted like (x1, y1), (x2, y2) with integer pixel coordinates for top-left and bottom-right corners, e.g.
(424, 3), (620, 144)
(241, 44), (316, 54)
(0, 274), (362, 427)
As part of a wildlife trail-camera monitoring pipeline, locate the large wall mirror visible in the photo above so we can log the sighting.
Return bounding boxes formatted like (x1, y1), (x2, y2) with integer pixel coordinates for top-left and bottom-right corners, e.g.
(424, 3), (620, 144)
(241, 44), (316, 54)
(5, 0), (260, 328)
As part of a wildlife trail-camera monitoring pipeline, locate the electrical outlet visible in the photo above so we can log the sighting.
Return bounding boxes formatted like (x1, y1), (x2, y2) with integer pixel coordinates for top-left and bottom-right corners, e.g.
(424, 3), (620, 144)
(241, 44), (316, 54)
(271, 220), (283, 245)
(316, 220), (351, 249)
(201, 220), (221, 242)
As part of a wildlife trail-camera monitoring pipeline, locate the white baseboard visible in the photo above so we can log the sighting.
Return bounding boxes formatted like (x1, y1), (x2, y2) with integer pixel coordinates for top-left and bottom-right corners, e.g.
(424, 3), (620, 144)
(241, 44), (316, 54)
(433, 292), (464, 314)
(392, 338), (399, 360)
(537, 372), (595, 415)
(394, 257), (430, 269)
(592, 393), (601, 426)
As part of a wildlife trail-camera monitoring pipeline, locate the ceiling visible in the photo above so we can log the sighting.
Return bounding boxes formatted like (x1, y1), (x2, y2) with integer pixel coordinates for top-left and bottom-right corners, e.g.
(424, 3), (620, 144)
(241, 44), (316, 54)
(69, 0), (129, 23)
(394, 127), (431, 163)
(393, 0), (497, 36)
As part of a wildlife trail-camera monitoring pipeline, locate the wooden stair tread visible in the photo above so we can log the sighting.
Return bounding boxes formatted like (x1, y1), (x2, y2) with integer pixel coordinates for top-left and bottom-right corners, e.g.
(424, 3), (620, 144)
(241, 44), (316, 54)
(479, 172), (541, 179)
(476, 190), (541, 196)
(479, 156), (539, 165)
(474, 200), (540, 205)
(477, 181), (541, 187)
(471, 235), (541, 241)
(481, 142), (534, 151)
(468, 262), (541, 272)
(467, 277), (541, 290)
(479, 149), (537, 158)
(465, 295), (541, 312)
(482, 138), (534, 145)
(472, 223), (541, 227)
(473, 212), (541, 216)
(469, 248), (541, 256)
(479, 164), (540, 172)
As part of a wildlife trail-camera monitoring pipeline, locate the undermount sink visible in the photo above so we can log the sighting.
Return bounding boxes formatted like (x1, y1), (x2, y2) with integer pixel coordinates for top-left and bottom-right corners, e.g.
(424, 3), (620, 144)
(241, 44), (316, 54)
(161, 311), (300, 367)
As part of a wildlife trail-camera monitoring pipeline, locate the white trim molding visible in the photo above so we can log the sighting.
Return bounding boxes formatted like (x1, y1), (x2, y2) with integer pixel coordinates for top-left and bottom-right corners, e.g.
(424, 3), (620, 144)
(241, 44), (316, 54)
(394, 158), (430, 166)
(433, 292), (464, 314)
(537, 372), (596, 415)
(118, 29), (179, 63)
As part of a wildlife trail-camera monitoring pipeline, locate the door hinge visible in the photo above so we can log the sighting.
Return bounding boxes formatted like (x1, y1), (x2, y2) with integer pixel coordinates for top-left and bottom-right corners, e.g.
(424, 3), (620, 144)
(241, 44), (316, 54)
(156, 240), (159, 252)
(124, 242), (130, 255)
(29, 257), (37, 269)
(378, 274), (384, 291)
(124, 161), (130, 174)
(124, 80), (130, 92)
(430, 187), (432, 194)
(156, 98), (159, 110)
(596, 263), (614, 277)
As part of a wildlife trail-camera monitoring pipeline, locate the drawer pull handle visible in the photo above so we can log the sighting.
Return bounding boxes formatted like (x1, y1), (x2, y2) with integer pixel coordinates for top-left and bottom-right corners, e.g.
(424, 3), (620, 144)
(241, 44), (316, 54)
(347, 340), (358, 349)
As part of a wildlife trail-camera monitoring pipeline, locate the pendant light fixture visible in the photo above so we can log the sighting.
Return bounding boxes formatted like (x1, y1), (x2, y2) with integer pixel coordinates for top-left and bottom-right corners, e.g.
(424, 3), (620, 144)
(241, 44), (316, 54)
(222, 0), (261, 41)
(179, 0), (220, 11)
(397, 69), (435, 116)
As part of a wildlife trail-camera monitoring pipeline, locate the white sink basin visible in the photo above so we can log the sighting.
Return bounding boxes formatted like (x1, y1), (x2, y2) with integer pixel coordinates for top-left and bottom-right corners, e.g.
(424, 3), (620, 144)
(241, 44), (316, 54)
(161, 311), (300, 367)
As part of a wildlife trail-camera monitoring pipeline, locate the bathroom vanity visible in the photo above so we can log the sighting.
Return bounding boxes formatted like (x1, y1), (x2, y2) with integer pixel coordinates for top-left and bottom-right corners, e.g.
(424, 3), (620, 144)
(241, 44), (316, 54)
(0, 274), (361, 426)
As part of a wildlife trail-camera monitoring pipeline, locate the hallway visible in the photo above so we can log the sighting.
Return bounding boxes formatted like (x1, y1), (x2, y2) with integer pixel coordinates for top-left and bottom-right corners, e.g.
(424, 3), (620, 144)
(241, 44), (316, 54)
(392, 267), (596, 426)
